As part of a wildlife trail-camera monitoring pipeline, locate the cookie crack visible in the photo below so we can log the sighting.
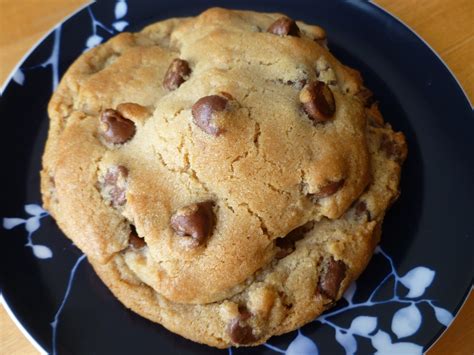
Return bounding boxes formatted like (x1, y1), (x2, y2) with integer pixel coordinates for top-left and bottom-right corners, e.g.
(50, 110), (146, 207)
(253, 121), (261, 152)
(263, 182), (292, 198)
(163, 107), (185, 124)
(238, 202), (270, 238)
(257, 58), (282, 67)
(241, 86), (258, 103)
(230, 151), (250, 174)
(232, 55), (281, 68)
(185, 151), (211, 194)
(181, 125), (212, 194)
(152, 122), (211, 194)
(150, 147), (194, 196)
(241, 105), (261, 156)
(152, 146), (183, 174)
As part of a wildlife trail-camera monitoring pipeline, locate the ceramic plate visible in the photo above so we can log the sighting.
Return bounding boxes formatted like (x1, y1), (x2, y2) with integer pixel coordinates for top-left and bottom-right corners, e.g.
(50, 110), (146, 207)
(1, 1), (473, 354)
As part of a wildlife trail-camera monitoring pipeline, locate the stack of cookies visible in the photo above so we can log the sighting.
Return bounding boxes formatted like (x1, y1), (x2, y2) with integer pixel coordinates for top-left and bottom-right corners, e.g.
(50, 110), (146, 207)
(41, 8), (407, 348)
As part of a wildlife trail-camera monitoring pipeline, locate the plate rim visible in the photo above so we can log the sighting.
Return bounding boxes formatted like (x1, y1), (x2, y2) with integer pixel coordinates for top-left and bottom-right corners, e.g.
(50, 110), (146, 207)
(368, 0), (472, 109)
(363, 3), (473, 348)
(0, 1), (93, 95)
(1, 1), (472, 353)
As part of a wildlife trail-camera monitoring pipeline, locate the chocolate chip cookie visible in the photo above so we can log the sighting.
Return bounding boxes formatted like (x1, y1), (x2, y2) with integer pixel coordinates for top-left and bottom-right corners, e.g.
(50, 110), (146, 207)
(41, 8), (407, 348)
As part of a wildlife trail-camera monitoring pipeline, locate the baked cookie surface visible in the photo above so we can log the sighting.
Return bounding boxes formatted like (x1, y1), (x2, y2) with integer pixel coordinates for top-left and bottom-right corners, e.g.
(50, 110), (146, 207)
(41, 7), (407, 348)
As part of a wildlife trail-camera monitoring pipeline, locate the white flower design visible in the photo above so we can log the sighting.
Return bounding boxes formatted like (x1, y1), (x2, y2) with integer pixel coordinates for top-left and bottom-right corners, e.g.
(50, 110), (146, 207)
(3, 204), (51, 259)
(262, 247), (454, 354)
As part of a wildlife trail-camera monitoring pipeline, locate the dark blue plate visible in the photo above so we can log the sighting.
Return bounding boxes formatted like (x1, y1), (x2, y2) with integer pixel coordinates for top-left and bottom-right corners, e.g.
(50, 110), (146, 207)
(1, 1), (473, 354)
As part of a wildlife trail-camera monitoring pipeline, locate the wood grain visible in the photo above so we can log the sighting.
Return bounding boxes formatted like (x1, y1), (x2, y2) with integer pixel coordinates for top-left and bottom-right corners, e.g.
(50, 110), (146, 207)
(0, 1), (472, 354)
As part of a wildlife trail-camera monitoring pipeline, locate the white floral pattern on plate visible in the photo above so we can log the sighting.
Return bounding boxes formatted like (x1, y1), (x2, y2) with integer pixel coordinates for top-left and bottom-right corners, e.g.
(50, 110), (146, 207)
(4, 203), (453, 355)
(3, 204), (51, 259)
(257, 247), (453, 355)
(3, 3), (130, 354)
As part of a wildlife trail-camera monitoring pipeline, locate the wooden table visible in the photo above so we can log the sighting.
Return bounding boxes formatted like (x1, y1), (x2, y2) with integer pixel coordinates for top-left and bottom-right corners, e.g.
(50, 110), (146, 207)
(1, 1), (472, 354)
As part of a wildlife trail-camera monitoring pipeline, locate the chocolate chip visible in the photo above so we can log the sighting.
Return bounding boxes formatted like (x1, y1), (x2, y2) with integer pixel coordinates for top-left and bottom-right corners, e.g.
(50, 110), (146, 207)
(102, 165), (128, 207)
(380, 134), (403, 163)
(100, 109), (136, 144)
(300, 81), (336, 123)
(275, 221), (314, 259)
(170, 201), (215, 245)
(354, 201), (371, 221)
(191, 95), (229, 135)
(318, 257), (347, 299)
(237, 305), (252, 321)
(129, 226), (146, 249)
(228, 308), (256, 344)
(355, 201), (366, 215)
(163, 58), (191, 91)
(310, 179), (345, 200)
(228, 319), (256, 344)
(267, 17), (300, 37)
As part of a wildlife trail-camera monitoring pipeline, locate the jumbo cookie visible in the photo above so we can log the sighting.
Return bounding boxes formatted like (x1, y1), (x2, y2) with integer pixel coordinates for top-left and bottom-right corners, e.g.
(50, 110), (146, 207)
(41, 8), (407, 348)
